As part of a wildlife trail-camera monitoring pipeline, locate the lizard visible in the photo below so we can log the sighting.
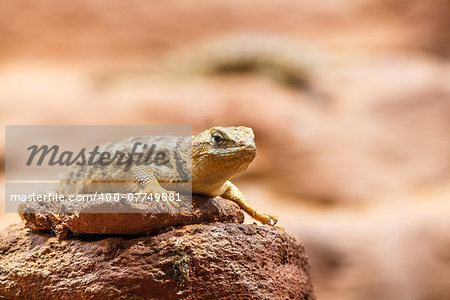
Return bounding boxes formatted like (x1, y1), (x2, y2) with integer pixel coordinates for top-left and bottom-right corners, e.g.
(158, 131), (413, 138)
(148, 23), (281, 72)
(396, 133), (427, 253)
(56, 126), (278, 226)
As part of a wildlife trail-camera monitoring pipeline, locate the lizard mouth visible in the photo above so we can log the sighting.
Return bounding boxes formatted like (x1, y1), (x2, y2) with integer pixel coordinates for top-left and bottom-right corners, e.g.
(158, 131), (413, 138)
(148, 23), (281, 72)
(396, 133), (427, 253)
(210, 144), (256, 157)
(233, 141), (256, 152)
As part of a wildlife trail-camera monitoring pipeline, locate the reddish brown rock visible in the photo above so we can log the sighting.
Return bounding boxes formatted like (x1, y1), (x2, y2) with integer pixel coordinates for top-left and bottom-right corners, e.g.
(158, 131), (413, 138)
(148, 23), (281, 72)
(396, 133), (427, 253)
(21, 196), (244, 237)
(0, 222), (315, 299)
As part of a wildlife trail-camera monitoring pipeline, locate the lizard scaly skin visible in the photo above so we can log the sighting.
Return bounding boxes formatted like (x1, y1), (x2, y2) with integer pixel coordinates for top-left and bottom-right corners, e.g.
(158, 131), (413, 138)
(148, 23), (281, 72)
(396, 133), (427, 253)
(57, 126), (278, 226)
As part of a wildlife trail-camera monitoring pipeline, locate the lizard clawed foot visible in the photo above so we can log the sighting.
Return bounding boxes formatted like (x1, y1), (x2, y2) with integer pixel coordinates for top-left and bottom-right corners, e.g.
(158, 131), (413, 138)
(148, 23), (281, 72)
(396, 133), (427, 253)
(142, 188), (181, 213)
(253, 211), (278, 226)
(163, 191), (183, 213)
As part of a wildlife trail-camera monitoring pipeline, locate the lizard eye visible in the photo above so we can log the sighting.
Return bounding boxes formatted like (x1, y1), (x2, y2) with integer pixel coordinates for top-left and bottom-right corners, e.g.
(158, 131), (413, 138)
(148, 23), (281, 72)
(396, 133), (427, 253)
(212, 131), (225, 146)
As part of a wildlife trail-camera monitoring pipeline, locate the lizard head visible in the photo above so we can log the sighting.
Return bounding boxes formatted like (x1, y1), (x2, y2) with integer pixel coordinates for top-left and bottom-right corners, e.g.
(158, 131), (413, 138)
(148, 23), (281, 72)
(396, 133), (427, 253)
(192, 126), (257, 184)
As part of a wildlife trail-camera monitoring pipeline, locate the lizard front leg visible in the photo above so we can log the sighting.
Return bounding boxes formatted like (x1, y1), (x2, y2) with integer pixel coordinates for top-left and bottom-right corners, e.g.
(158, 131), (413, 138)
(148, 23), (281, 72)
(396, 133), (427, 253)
(132, 165), (179, 212)
(221, 181), (278, 226)
(133, 165), (169, 194)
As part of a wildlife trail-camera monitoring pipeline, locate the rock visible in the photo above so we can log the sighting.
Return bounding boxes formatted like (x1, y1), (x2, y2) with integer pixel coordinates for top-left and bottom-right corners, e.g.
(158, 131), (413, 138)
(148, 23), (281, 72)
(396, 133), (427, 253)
(21, 196), (244, 237)
(0, 222), (315, 299)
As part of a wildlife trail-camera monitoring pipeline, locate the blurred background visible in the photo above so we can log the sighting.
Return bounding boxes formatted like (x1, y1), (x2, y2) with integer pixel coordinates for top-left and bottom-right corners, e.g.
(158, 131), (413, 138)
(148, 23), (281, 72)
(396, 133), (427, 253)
(0, 0), (449, 299)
